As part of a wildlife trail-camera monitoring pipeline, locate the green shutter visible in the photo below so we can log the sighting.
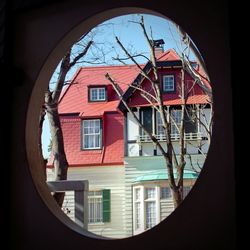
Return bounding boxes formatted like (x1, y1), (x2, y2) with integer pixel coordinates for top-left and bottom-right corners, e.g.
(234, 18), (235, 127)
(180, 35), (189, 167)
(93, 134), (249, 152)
(102, 189), (111, 222)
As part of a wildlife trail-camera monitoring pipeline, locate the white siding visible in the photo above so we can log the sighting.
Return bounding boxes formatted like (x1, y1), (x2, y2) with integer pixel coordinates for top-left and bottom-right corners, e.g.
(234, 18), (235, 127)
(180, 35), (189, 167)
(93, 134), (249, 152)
(127, 111), (139, 141)
(128, 143), (140, 157)
(46, 165), (126, 239)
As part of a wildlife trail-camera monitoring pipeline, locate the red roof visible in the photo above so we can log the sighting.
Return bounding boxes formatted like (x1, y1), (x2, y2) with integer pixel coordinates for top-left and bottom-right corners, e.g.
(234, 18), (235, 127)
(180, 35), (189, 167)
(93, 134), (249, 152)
(156, 49), (180, 61)
(58, 64), (141, 115)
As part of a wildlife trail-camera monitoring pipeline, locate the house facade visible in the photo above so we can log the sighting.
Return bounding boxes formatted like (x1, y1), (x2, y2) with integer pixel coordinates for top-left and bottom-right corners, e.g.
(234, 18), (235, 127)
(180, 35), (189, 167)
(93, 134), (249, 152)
(47, 47), (211, 238)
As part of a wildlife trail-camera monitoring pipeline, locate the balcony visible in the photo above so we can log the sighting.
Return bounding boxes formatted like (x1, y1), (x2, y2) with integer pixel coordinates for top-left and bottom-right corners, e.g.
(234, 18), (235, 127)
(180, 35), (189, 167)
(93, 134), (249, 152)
(137, 132), (202, 143)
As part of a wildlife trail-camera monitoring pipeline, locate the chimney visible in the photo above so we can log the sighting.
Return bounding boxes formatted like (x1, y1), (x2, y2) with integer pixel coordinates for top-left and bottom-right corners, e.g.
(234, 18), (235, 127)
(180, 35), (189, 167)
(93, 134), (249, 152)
(151, 39), (165, 59)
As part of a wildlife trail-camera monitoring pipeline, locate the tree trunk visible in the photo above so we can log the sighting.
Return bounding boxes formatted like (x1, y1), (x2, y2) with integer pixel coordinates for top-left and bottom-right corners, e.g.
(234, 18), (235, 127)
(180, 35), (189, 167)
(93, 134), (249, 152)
(171, 188), (183, 208)
(46, 102), (69, 207)
(38, 106), (47, 180)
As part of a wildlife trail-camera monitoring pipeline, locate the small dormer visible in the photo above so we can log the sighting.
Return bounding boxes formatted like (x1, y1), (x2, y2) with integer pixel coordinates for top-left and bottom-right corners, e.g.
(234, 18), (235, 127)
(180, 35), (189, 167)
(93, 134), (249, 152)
(88, 84), (114, 102)
(88, 85), (107, 102)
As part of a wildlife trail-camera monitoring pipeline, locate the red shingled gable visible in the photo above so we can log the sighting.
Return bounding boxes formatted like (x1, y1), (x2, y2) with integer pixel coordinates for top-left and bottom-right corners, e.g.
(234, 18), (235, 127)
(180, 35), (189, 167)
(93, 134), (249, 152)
(58, 65), (142, 115)
(156, 49), (180, 61)
(51, 113), (124, 166)
(128, 67), (209, 107)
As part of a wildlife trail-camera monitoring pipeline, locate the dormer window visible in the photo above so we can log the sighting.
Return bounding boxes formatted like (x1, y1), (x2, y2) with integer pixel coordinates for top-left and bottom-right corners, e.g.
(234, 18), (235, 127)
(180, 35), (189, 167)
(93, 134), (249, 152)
(89, 87), (107, 102)
(162, 75), (175, 93)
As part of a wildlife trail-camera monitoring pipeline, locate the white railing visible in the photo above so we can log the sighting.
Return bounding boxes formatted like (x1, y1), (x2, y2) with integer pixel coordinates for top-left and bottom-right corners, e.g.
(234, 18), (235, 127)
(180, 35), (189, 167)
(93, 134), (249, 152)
(137, 132), (202, 142)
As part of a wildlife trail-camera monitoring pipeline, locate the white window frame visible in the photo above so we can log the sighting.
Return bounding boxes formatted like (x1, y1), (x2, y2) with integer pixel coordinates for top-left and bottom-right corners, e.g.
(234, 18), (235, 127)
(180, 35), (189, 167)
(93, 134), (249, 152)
(90, 87), (106, 101)
(133, 185), (160, 235)
(171, 109), (181, 136)
(156, 111), (164, 136)
(163, 75), (175, 92)
(82, 119), (102, 149)
(88, 190), (103, 224)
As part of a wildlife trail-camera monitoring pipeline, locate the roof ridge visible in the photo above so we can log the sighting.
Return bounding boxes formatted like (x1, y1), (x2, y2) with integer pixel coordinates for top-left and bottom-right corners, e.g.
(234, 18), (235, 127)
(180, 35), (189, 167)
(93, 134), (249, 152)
(78, 64), (145, 70)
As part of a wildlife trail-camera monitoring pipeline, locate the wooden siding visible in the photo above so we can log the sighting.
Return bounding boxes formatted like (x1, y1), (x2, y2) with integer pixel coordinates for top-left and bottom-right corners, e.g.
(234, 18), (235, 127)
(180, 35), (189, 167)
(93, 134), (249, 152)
(46, 165), (126, 239)
(124, 158), (197, 236)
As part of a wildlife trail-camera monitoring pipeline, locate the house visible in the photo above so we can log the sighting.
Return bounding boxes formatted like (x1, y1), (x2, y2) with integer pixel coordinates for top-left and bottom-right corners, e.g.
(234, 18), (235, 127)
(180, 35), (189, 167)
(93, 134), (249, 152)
(46, 43), (211, 238)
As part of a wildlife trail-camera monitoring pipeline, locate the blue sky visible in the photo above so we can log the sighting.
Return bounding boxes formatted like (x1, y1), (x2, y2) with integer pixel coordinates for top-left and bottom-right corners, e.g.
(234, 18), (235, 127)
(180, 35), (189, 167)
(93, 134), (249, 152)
(42, 14), (196, 158)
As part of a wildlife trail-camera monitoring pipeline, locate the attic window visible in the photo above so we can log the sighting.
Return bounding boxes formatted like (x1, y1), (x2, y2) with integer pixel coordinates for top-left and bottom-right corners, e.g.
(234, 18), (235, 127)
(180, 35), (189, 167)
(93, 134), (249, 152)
(163, 75), (175, 92)
(89, 87), (107, 102)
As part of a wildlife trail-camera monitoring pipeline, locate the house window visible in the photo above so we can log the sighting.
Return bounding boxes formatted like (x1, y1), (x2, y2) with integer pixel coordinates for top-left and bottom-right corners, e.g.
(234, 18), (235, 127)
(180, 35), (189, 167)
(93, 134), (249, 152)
(134, 188), (142, 230)
(88, 190), (111, 224)
(88, 191), (103, 223)
(156, 111), (164, 136)
(163, 75), (175, 92)
(82, 119), (102, 149)
(171, 109), (181, 136)
(89, 87), (106, 101)
(140, 108), (152, 136)
(145, 188), (156, 229)
(160, 187), (171, 199)
(184, 108), (198, 134)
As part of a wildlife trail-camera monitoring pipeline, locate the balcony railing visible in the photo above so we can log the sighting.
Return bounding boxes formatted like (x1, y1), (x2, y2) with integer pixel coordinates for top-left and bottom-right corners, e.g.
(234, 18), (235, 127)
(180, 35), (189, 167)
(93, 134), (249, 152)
(137, 132), (202, 142)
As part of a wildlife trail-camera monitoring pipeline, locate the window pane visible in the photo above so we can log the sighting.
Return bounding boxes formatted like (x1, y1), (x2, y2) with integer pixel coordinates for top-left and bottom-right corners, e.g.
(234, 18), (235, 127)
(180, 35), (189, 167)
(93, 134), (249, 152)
(135, 202), (141, 229)
(99, 88), (105, 100)
(156, 111), (164, 135)
(95, 135), (100, 148)
(91, 89), (98, 100)
(146, 201), (156, 229)
(83, 119), (101, 149)
(163, 75), (174, 91)
(88, 191), (103, 223)
(84, 135), (90, 148)
(160, 187), (171, 199)
(135, 188), (140, 201)
(145, 188), (155, 199)
(171, 110), (181, 135)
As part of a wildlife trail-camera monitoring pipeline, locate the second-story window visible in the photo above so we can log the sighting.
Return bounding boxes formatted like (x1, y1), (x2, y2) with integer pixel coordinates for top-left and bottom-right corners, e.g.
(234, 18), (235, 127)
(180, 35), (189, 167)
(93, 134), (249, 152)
(156, 111), (164, 136)
(171, 109), (181, 135)
(82, 119), (102, 149)
(163, 75), (175, 92)
(89, 87), (106, 101)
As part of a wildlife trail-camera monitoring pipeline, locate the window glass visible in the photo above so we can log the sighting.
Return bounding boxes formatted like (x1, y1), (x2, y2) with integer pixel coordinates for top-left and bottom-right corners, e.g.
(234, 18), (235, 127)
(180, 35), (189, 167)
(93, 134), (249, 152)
(83, 119), (101, 149)
(163, 75), (175, 92)
(90, 87), (106, 101)
(88, 191), (103, 223)
(160, 187), (171, 199)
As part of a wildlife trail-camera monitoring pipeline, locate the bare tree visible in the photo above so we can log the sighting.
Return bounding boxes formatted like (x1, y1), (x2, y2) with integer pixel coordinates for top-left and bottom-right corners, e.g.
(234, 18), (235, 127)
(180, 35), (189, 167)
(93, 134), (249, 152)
(106, 16), (212, 208)
(39, 40), (93, 207)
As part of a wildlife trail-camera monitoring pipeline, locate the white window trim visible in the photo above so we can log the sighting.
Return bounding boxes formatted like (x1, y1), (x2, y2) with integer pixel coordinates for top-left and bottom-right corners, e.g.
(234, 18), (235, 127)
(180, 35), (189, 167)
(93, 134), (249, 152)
(82, 119), (102, 150)
(88, 190), (103, 224)
(133, 185), (160, 235)
(163, 75), (175, 92)
(90, 87), (106, 101)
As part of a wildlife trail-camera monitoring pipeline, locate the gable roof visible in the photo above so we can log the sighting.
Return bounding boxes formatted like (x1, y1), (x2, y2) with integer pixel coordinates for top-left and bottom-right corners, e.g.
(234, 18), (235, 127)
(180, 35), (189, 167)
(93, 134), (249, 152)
(58, 49), (211, 116)
(118, 49), (211, 111)
(58, 64), (142, 116)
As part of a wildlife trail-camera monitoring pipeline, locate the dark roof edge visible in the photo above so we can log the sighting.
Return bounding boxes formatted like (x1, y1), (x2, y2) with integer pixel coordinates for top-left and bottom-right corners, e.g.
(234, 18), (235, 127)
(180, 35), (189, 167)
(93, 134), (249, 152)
(118, 60), (182, 112)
